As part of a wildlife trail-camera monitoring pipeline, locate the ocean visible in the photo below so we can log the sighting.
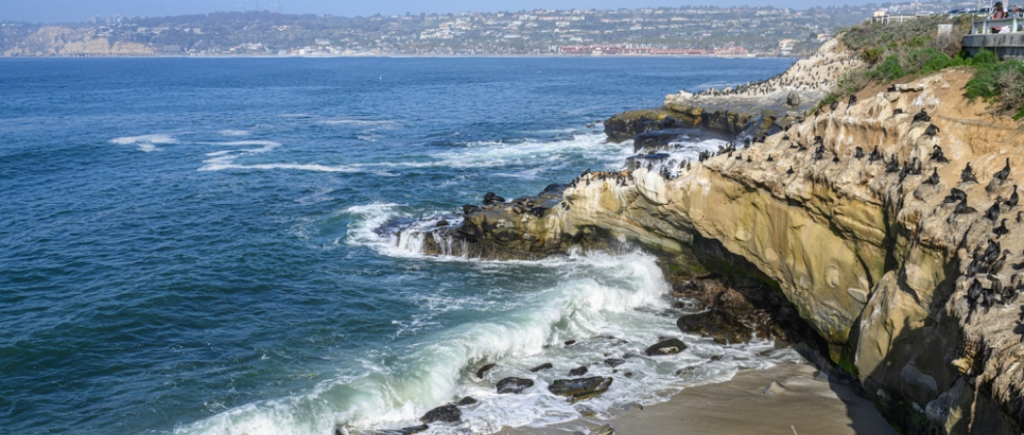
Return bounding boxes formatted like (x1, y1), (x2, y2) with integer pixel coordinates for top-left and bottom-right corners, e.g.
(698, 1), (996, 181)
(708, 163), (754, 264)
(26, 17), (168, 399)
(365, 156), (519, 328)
(1, 56), (796, 435)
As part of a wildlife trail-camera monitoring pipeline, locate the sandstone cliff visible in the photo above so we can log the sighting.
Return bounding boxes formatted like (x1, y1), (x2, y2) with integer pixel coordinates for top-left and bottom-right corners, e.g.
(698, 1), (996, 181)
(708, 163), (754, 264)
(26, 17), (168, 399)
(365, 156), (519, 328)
(419, 49), (1024, 433)
(3, 26), (153, 57)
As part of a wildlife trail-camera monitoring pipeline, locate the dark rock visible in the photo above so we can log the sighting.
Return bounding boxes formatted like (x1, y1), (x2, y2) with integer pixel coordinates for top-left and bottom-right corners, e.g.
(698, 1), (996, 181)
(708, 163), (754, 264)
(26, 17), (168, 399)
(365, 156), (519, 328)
(420, 404), (461, 423)
(659, 117), (681, 128)
(633, 130), (686, 153)
(675, 286), (763, 344)
(462, 204), (481, 216)
(529, 362), (553, 372)
(564, 340), (577, 346)
(591, 424), (615, 435)
(645, 338), (687, 356)
(543, 183), (568, 194)
(456, 396), (478, 406)
(496, 377), (534, 394)
(435, 219), (450, 227)
(548, 377), (614, 403)
(786, 91), (801, 107)
(604, 358), (626, 367)
(476, 363), (496, 379)
(569, 366), (589, 376)
(483, 192), (505, 205)
(380, 424), (429, 435)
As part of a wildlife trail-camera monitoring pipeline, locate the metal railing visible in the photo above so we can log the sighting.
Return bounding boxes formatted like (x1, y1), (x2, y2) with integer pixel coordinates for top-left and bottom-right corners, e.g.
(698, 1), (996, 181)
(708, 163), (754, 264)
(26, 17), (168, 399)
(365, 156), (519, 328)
(972, 17), (1024, 34)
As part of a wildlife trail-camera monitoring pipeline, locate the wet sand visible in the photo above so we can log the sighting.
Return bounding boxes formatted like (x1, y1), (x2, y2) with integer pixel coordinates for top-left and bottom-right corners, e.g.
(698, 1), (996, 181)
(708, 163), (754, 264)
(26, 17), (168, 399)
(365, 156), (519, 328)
(500, 361), (898, 435)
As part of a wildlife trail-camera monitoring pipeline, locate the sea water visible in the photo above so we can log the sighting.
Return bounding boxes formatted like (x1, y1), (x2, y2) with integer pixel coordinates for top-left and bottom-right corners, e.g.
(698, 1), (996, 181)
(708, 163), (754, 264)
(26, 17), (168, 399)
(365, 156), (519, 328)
(0, 56), (795, 435)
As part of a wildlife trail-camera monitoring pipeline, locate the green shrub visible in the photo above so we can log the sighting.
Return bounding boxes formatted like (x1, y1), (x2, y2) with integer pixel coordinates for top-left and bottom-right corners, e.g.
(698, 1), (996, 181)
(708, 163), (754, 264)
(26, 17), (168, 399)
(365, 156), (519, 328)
(964, 55), (1024, 119)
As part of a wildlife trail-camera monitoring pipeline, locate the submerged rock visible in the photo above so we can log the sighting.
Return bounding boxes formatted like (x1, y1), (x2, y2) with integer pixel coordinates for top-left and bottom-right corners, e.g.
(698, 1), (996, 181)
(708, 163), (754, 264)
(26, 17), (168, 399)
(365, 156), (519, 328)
(590, 423), (615, 435)
(644, 338), (687, 356)
(476, 363), (496, 379)
(419, 404), (461, 423)
(496, 377), (534, 394)
(456, 396), (478, 406)
(569, 366), (588, 376)
(548, 376), (613, 403)
(529, 362), (553, 372)
(379, 424), (429, 435)
(604, 358), (626, 367)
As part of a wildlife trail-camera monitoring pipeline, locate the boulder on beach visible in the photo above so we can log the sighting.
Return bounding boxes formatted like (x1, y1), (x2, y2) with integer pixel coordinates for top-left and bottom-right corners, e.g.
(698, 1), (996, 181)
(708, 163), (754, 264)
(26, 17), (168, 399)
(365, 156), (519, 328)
(548, 376), (613, 403)
(419, 404), (461, 423)
(645, 338), (687, 356)
(496, 377), (534, 394)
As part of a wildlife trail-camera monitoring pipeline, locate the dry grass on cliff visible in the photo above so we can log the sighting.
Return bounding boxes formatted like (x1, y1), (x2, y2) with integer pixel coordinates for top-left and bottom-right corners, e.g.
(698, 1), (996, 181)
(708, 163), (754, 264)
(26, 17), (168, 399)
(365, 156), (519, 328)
(816, 16), (1024, 119)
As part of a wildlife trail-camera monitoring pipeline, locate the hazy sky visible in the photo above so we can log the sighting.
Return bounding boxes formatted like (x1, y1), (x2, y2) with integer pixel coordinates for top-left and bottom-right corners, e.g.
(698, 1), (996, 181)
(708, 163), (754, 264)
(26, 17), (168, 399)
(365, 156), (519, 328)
(2, 0), (892, 23)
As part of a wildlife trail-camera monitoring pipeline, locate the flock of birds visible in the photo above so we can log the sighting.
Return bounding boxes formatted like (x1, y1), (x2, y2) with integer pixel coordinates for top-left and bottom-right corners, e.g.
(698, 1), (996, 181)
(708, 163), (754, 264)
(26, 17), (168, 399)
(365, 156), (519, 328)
(691, 56), (858, 98)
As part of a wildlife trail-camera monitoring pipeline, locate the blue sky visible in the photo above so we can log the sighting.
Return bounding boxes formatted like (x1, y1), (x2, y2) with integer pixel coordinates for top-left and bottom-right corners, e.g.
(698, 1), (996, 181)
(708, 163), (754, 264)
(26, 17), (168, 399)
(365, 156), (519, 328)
(3, 0), (890, 23)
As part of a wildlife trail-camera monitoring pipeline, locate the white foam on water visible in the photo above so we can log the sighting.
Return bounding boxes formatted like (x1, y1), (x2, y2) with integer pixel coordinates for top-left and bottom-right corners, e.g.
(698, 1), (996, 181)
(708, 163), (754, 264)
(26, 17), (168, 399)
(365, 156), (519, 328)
(319, 119), (397, 128)
(433, 133), (626, 170)
(110, 134), (180, 146)
(342, 203), (453, 259)
(218, 130), (252, 137)
(137, 144), (161, 152)
(173, 250), (800, 435)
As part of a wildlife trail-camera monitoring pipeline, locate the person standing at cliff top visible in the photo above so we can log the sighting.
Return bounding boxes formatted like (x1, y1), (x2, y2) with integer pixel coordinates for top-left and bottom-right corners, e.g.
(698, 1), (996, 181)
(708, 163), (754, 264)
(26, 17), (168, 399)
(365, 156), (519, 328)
(990, 2), (1010, 33)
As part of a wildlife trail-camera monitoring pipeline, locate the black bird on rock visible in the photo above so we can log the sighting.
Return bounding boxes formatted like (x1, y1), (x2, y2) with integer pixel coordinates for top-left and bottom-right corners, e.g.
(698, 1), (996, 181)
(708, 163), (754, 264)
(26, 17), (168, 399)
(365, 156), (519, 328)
(886, 157), (900, 173)
(925, 168), (940, 186)
(937, 187), (962, 204)
(995, 158), (1012, 183)
(954, 198), (977, 215)
(848, 94), (858, 107)
(962, 162), (978, 183)
(930, 145), (949, 163)
(829, 100), (839, 111)
(869, 146), (882, 162)
(924, 124), (940, 136)
(1007, 185), (1019, 208)
(767, 155), (774, 162)
(787, 166), (795, 175)
(833, 154), (841, 163)
(854, 147), (865, 159)
(913, 109), (931, 123)
(891, 108), (904, 118)
(909, 158), (922, 175)
(986, 201), (1002, 222)
(995, 219), (1011, 237)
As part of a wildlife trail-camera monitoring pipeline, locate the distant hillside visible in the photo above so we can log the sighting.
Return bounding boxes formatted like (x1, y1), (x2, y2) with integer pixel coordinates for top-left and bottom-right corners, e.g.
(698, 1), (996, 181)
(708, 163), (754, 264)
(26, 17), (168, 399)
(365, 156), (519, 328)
(0, 1), (968, 57)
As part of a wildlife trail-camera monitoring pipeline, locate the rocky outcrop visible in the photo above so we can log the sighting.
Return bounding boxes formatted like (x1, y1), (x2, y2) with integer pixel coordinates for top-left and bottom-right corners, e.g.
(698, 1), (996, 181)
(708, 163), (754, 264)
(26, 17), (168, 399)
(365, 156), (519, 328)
(422, 66), (1024, 433)
(604, 38), (860, 147)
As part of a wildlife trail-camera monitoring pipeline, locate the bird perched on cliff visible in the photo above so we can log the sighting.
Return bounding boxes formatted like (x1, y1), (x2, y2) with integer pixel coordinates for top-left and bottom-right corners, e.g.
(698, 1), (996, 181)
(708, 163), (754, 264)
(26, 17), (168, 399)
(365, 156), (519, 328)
(847, 94), (858, 108)
(886, 157), (900, 174)
(924, 124), (940, 137)
(829, 100), (839, 112)
(909, 158), (922, 175)
(913, 109), (931, 124)
(854, 147), (865, 159)
(994, 158), (1012, 184)
(954, 198), (977, 215)
(930, 145), (949, 163)
(746, 155), (752, 163)
(962, 162), (978, 183)
(767, 155), (774, 162)
(833, 154), (841, 163)
(1007, 186), (1019, 208)
(925, 168), (940, 186)
(787, 166), (795, 175)
(869, 146), (882, 162)
(890, 108), (904, 119)
(995, 219), (1011, 238)
(985, 201), (1003, 222)
(581, 168), (591, 177)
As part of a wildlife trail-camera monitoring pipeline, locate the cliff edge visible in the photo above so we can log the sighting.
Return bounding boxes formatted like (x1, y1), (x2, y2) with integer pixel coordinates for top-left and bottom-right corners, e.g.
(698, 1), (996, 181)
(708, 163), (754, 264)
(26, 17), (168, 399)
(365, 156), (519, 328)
(418, 44), (1024, 433)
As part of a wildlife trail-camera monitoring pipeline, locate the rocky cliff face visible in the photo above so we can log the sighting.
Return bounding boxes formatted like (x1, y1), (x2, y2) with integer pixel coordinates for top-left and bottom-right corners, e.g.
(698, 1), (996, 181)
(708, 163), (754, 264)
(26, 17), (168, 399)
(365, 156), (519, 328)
(420, 60), (1024, 433)
(3, 26), (153, 57)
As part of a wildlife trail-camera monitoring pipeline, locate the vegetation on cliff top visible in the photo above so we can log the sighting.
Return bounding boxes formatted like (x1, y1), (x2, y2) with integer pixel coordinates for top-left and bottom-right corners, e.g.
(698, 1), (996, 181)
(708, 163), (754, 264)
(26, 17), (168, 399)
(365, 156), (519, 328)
(819, 16), (1024, 119)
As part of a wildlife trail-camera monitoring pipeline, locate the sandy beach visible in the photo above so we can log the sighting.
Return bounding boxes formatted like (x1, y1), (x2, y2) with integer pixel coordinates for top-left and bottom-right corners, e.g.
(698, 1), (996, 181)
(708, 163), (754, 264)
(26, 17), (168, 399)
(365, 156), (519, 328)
(500, 361), (898, 435)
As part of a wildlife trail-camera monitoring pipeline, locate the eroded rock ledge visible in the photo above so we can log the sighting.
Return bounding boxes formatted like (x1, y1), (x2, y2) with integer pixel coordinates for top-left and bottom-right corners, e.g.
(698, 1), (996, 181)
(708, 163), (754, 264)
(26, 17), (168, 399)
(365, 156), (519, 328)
(418, 67), (1024, 434)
